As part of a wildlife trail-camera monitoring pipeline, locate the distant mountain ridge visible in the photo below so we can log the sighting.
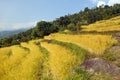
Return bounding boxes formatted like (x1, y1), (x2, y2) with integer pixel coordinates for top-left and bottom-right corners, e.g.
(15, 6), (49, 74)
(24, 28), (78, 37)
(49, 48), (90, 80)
(0, 29), (27, 39)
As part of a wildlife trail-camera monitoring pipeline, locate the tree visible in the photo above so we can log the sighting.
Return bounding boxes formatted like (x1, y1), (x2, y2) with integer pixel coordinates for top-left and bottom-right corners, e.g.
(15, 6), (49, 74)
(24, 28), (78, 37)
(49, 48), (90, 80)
(84, 7), (89, 12)
(67, 23), (76, 31)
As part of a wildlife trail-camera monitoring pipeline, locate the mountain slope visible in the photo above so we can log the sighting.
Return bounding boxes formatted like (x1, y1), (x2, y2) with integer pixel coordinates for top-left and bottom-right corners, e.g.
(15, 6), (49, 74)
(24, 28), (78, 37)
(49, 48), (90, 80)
(0, 29), (28, 39)
(0, 4), (120, 48)
(0, 16), (120, 79)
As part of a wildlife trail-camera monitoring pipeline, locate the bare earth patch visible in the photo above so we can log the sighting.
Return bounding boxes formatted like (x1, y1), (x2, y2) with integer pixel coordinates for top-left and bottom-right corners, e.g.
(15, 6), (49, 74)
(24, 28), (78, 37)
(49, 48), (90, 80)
(80, 58), (120, 76)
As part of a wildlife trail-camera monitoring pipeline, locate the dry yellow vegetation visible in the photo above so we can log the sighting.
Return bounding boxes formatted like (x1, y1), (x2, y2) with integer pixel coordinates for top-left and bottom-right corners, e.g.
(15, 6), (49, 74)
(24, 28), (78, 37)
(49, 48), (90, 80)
(45, 33), (117, 55)
(0, 47), (12, 79)
(0, 16), (120, 80)
(82, 16), (120, 32)
(41, 42), (77, 80)
(0, 47), (11, 63)
(0, 41), (45, 80)
(19, 42), (44, 80)
(0, 45), (29, 80)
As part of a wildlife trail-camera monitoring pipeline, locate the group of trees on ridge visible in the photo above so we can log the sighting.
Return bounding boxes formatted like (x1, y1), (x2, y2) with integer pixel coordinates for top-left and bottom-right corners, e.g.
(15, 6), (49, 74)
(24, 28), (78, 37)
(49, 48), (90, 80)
(0, 4), (120, 48)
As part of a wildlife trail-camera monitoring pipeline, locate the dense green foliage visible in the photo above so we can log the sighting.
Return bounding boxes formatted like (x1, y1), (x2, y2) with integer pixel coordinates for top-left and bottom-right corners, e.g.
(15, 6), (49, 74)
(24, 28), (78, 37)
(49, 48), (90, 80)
(0, 4), (120, 48)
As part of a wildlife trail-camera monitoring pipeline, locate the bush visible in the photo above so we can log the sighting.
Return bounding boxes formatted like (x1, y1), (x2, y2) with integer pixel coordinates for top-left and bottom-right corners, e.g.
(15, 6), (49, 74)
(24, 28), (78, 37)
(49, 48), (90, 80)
(102, 51), (116, 61)
(67, 23), (77, 31)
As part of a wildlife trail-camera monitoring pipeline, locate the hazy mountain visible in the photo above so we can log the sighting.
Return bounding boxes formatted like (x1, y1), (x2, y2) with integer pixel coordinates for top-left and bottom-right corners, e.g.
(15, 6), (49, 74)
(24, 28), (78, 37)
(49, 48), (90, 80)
(0, 28), (28, 39)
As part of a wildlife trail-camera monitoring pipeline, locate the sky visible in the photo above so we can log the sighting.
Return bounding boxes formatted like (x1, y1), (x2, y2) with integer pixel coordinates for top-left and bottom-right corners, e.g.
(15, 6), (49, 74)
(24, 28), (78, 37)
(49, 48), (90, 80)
(0, 0), (120, 31)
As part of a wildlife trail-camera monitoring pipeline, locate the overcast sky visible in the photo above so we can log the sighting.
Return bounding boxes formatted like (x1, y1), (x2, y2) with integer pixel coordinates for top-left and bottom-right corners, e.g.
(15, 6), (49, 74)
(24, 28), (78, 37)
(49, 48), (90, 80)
(0, 0), (120, 31)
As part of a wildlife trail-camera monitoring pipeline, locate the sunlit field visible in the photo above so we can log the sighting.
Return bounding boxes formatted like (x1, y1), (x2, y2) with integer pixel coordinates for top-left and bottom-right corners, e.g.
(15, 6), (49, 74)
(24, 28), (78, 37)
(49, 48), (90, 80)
(41, 42), (77, 80)
(45, 33), (117, 55)
(82, 16), (120, 32)
(0, 45), (29, 80)
(0, 16), (120, 80)
(0, 41), (45, 80)
(0, 47), (11, 62)
(19, 42), (44, 80)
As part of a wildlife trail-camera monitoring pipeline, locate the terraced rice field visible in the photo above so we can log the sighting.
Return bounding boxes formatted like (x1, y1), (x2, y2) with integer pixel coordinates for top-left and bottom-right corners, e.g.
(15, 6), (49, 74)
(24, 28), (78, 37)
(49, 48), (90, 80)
(0, 16), (120, 80)
(82, 16), (120, 32)
(41, 42), (77, 80)
(44, 33), (117, 55)
(0, 38), (91, 80)
(0, 42), (45, 80)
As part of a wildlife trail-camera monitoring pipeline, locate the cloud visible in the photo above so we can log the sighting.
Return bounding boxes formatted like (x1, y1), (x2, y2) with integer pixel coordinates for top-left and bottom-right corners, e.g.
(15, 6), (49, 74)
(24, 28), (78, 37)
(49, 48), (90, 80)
(0, 22), (37, 31)
(108, 0), (120, 6)
(90, 0), (107, 7)
(90, 0), (120, 7)
(97, 0), (106, 7)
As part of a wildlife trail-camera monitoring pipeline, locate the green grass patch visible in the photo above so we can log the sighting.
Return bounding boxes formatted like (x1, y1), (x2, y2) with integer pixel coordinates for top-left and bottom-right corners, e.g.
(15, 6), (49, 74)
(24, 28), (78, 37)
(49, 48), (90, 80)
(34, 41), (49, 57)
(102, 51), (116, 61)
(34, 43), (52, 80)
(39, 46), (49, 57)
(68, 67), (89, 80)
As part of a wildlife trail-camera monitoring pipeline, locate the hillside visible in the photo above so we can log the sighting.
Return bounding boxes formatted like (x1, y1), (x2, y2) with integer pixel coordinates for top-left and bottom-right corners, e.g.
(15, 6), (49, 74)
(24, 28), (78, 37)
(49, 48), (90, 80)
(0, 29), (28, 39)
(82, 16), (120, 32)
(0, 4), (120, 48)
(0, 16), (120, 80)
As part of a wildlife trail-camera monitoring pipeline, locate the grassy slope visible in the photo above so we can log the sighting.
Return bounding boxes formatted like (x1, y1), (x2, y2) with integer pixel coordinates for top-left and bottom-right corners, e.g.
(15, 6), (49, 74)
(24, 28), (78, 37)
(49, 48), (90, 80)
(82, 16), (120, 32)
(44, 33), (117, 55)
(0, 16), (120, 80)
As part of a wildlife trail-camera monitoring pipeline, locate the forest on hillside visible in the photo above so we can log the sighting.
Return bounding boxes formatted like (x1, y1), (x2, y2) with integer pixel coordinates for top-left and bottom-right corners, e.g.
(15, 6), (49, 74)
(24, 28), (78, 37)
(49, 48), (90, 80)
(0, 4), (120, 48)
